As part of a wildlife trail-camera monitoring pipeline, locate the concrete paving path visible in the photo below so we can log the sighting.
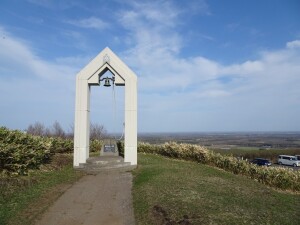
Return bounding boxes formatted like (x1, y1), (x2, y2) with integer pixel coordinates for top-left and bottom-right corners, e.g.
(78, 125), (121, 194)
(35, 170), (135, 225)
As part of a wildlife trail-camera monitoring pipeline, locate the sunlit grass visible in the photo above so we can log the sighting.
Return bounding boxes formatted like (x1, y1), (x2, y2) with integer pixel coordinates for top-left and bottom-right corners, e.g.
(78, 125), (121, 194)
(133, 153), (300, 225)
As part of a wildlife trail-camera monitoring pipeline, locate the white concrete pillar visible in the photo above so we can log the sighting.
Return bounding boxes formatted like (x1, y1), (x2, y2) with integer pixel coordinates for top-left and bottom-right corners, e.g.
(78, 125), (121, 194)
(74, 78), (90, 167)
(124, 77), (137, 165)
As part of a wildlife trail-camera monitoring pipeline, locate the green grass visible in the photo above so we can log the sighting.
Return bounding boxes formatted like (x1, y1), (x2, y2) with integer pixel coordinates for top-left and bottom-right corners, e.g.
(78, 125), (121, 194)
(0, 155), (83, 225)
(133, 153), (300, 225)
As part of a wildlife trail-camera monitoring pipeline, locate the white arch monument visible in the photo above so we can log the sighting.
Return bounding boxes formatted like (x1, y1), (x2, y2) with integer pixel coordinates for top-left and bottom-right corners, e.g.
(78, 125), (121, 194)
(74, 47), (137, 167)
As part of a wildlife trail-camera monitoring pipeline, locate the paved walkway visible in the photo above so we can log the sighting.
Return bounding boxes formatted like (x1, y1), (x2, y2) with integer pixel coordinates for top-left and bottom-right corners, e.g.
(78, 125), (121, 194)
(35, 170), (135, 225)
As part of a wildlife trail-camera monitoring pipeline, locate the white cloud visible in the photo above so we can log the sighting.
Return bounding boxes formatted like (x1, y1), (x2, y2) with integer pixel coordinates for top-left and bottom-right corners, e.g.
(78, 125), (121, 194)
(0, 25), (129, 132)
(286, 40), (300, 49)
(66, 17), (109, 30)
(0, 27), (78, 81)
(221, 60), (264, 76)
(116, 1), (300, 131)
(120, 1), (180, 28)
(1, 0), (300, 132)
(0, 26), (83, 129)
(117, 1), (223, 97)
(198, 89), (231, 98)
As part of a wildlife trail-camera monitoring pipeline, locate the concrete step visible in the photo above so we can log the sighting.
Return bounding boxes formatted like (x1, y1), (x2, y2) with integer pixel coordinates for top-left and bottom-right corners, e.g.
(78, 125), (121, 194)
(83, 166), (136, 175)
(77, 165), (136, 175)
(76, 156), (136, 174)
(81, 162), (131, 169)
(86, 156), (124, 165)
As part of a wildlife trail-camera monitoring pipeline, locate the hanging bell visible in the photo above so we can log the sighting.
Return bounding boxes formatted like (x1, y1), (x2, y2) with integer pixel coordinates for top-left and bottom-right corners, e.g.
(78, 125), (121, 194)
(103, 77), (111, 87)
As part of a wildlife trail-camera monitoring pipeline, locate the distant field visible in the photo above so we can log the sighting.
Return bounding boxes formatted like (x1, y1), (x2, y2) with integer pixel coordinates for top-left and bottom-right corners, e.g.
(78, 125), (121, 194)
(133, 153), (300, 225)
(208, 146), (261, 151)
(138, 132), (300, 163)
(138, 132), (300, 149)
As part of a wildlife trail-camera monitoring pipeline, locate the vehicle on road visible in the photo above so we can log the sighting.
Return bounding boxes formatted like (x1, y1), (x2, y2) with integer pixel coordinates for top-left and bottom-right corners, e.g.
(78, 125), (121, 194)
(251, 158), (272, 166)
(278, 155), (300, 167)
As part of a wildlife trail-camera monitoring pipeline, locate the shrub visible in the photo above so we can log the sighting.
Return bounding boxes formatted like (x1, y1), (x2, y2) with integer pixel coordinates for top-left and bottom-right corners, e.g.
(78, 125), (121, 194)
(137, 142), (300, 192)
(0, 127), (51, 175)
(0, 126), (110, 175)
(213, 148), (300, 162)
(0, 127), (75, 175)
(90, 140), (103, 152)
(117, 141), (124, 157)
(46, 137), (73, 154)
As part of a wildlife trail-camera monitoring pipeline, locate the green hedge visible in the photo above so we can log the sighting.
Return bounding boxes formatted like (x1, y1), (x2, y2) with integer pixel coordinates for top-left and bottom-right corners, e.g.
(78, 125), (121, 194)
(213, 148), (300, 162)
(117, 141), (124, 157)
(137, 142), (300, 192)
(0, 127), (51, 175)
(0, 127), (105, 175)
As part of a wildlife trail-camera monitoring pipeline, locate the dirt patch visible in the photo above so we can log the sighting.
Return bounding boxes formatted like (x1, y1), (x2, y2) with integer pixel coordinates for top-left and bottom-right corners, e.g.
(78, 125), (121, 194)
(152, 205), (191, 225)
(39, 154), (73, 171)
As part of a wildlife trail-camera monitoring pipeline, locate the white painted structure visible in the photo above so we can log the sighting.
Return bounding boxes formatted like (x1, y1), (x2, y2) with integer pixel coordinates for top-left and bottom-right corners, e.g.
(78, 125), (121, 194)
(74, 47), (137, 167)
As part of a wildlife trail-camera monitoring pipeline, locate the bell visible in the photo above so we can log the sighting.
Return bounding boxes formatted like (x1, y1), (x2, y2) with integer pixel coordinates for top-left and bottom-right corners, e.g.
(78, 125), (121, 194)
(103, 77), (111, 87)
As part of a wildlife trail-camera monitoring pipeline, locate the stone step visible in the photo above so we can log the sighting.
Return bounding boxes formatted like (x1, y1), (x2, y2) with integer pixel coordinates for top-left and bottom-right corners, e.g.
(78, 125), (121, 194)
(81, 162), (131, 169)
(77, 164), (136, 175)
(86, 156), (124, 165)
(76, 156), (136, 174)
(83, 166), (136, 175)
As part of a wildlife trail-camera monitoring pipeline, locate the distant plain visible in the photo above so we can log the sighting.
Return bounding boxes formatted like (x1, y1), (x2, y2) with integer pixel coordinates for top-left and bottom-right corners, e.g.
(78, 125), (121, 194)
(138, 132), (300, 163)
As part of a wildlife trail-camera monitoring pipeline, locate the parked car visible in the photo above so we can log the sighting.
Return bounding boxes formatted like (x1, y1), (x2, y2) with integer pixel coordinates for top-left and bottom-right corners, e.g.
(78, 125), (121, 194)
(251, 158), (272, 166)
(278, 155), (300, 167)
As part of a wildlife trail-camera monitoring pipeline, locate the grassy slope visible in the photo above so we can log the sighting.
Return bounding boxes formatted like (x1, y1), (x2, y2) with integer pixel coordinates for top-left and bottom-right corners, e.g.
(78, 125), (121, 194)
(133, 153), (300, 225)
(0, 155), (83, 225)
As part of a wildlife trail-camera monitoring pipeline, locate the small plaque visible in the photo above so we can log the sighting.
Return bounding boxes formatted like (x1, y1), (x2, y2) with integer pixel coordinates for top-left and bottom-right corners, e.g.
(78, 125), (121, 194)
(100, 140), (118, 156)
(104, 144), (115, 152)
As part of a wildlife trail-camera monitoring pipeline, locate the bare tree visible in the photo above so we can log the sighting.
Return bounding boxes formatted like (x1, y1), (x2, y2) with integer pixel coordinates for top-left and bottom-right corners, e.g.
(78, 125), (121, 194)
(90, 123), (107, 140)
(27, 122), (46, 136)
(66, 123), (74, 139)
(44, 127), (51, 137)
(51, 121), (66, 138)
(26, 121), (107, 140)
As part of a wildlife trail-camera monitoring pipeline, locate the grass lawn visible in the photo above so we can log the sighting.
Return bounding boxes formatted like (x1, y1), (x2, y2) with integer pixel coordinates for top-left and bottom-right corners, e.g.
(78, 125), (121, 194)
(0, 154), (84, 225)
(133, 153), (300, 225)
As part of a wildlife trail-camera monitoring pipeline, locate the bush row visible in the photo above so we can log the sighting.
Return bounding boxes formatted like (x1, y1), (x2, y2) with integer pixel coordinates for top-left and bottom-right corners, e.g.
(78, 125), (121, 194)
(137, 142), (300, 192)
(0, 127), (51, 175)
(0, 127), (103, 175)
(213, 148), (300, 162)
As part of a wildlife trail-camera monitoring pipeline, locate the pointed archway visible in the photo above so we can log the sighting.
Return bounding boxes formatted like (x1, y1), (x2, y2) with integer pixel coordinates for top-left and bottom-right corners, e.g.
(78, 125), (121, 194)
(74, 47), (137, 167)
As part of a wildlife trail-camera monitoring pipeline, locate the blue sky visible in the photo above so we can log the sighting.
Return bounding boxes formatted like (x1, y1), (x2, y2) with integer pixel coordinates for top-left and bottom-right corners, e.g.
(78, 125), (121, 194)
(0, 0), (300, 133)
